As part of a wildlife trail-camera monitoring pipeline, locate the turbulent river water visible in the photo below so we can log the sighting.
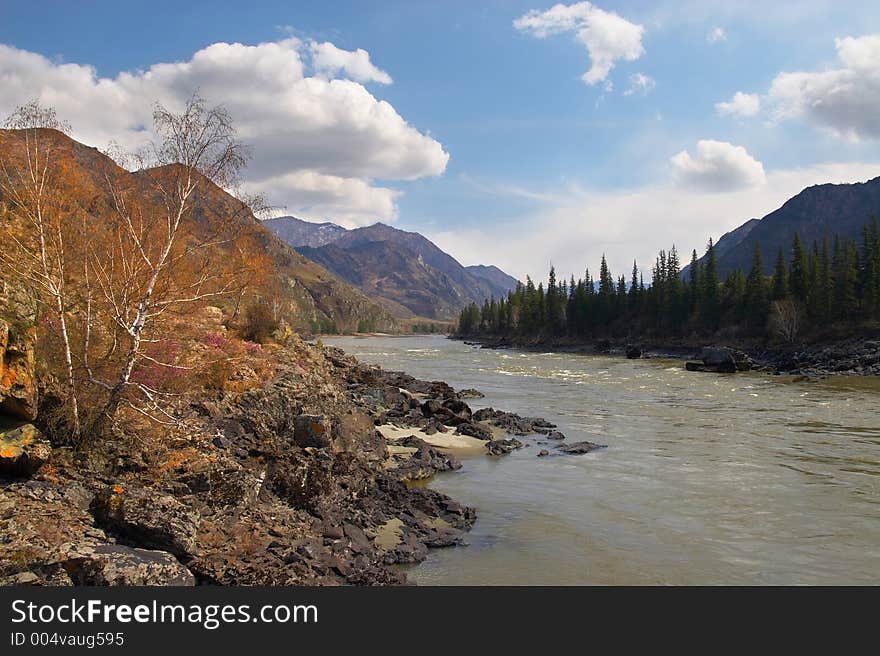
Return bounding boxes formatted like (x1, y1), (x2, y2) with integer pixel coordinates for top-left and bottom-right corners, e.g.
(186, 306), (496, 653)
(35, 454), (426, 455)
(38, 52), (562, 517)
(324, 334), (880, 585)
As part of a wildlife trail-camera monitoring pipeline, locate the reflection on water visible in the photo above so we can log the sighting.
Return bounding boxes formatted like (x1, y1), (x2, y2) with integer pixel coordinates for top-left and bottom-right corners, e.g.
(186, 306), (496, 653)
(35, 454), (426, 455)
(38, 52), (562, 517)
(324, 335), (880, 585)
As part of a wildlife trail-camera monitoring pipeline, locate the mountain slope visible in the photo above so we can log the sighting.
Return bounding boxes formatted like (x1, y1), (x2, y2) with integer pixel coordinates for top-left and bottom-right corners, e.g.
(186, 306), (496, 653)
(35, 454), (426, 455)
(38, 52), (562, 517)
(261, 215), (347, 248)
(0, 128), (397, 334)
(465, 265), (519, 295)
(298, 240), (471, 320)
(264, 219), (519, 320)
(682, 218), (759, 279)
(694, 177), (880, 278)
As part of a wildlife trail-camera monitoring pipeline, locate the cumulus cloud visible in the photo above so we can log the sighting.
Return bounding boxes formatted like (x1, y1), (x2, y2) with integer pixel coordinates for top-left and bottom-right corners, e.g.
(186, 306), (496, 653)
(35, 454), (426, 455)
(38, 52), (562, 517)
(767, 34), (880, 140)
(310, 41), (393, 84)
(707, 27), (727, 43)
(431, 162), (880, 283)
(623, 72), (655, 96)
(715, 91), (760, 117)
(244, 171), (401, 228)
(514, 2), (645, 86)
(0, 39), (448, 225)
(670, 140), (766, 191)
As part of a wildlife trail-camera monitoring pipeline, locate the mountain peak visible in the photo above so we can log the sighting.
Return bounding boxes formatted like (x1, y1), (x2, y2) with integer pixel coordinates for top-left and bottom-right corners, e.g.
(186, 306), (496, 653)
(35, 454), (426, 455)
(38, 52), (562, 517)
(264, 216), (519, 320)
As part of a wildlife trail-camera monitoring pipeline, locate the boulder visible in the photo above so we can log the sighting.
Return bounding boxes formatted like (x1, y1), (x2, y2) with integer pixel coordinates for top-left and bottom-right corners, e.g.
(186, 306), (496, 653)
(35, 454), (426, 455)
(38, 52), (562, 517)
(455, 421), (493, 441)
(420, 399), (444, 418)
(486, 438), (523, 456)
(332, 411), (386, 462)
(65, 544), (195, 586)
(457, 388), (485, 399)
(557, 441), (604, 455)
(0, 319), (38, 421)
(293, 414), (332, 449)
(700, 347), (738, 373)
(625, 345), (642, 359)
(0, 423), (51, 477)
(537, 449), (550, 457)
(91, 485), (201, 559)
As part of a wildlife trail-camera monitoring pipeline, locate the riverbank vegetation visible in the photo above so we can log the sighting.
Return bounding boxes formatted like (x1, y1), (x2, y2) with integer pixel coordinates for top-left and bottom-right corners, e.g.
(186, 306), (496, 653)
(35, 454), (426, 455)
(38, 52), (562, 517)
(457, 220), (880, 344)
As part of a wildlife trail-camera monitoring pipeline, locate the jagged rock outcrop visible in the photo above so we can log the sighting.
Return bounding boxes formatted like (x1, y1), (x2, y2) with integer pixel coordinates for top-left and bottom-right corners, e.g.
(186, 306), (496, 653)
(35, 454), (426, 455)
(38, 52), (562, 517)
(0, 318), (38, 421)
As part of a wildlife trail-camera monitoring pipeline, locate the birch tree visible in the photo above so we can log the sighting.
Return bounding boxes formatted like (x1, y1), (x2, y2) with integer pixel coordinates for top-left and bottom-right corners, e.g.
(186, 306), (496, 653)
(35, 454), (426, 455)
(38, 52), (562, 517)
(0, 103), (82, 441)
(92, 93), (251, 427)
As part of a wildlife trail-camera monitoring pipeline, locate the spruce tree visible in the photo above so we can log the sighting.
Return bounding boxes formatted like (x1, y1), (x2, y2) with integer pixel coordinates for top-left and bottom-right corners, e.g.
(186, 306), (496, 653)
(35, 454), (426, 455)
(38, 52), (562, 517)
(689, 249), (701, 314)
(771, 246), (788, 300)
(744, 243), (768, 328)
(701, 238), (720, 330)
(790, 233), (808, 303)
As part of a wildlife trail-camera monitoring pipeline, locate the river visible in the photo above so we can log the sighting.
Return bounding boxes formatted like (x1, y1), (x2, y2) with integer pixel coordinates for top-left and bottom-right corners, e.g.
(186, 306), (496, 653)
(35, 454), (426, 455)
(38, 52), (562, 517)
(323, 334), (880, 585)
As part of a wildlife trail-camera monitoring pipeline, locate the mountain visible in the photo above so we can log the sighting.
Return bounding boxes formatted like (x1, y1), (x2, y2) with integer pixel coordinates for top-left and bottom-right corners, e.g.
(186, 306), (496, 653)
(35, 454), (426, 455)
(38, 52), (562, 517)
(681, 218), (759, 279)
(465, 265), (519, 295)
(692, 177), (880, 278)
(264, 219), (519, 320)
(0, 128), (397, 334)
(261, 215), (347, 248)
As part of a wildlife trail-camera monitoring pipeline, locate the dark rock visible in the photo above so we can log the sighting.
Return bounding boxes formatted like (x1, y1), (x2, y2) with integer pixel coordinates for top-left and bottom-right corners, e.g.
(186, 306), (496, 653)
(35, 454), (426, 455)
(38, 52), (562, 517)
(625, 345), (642, 359)
(420, 399), (444, 418)
(486, 438), (523, 456)
(699, 347), (737, 373)
(545, 430), (566, 440)
(594, 339), (612, 354)
(455, 422), (493, 441)
(293, 414), (332, 449)
(65, 545), (195, 586)
(91, 485), (200, 559)
(457, 388), (485, 399)
(537, 449), (550, 457)
(323, 524), (344, 540)
(557, 441), (605, 455)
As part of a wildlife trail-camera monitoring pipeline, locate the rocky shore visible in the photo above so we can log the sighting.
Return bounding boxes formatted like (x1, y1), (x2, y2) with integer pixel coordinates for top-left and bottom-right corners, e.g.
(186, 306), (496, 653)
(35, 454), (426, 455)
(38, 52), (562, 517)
(460, 334), (880, 378)
(1, 324), (590, 587)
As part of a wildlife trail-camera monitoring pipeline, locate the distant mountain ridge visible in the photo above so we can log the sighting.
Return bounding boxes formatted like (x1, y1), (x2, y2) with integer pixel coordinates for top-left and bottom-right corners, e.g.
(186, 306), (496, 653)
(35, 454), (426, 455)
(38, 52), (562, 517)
(263, 216), (519, 320)
(261, 216), (347, 249)
(689, 177), (880, 278)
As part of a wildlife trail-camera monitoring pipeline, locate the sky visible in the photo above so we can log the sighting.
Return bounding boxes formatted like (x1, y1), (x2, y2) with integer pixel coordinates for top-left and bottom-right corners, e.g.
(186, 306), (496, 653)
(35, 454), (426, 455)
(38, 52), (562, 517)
(1, 0), (879, 282)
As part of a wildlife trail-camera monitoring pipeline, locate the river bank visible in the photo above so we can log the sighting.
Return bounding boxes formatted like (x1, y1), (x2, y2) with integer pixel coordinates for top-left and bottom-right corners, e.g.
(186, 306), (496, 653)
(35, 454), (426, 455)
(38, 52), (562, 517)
(0, 330), (558, 586)
(456, 333), (880, 378)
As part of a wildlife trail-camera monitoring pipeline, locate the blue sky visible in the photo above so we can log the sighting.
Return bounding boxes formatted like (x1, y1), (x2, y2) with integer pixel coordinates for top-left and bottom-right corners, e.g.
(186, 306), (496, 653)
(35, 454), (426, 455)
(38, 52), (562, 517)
(2, 1), (879, 280)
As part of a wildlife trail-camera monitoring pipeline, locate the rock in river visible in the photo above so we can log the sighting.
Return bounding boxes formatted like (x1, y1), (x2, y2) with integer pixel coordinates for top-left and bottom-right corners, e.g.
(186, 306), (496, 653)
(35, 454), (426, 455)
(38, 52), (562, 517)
(557, 441), (604, 455)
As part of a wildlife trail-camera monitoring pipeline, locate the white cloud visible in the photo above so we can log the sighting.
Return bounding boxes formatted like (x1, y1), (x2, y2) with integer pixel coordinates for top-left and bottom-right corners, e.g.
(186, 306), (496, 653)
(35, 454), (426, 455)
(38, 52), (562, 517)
(246, 171), (400, 228)
(707, 26), (727, 43)
(430, 162), (880, 283)
(670, 139), (766, 191)
(715, 91), (760, 117)
(767, 34), (880, 140)
(310, 41), (393, 84)
(514, 2), (645, 86)
(0, 39), (448, 226)
(623, 72), (656, 96)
